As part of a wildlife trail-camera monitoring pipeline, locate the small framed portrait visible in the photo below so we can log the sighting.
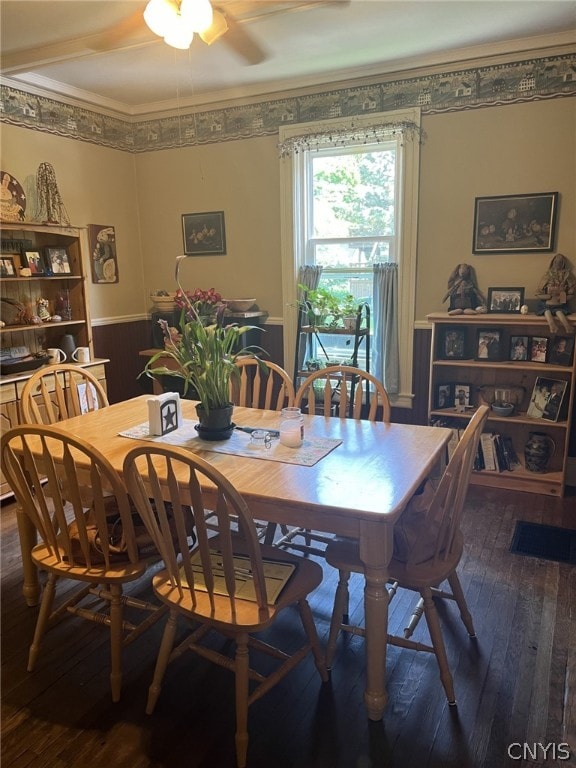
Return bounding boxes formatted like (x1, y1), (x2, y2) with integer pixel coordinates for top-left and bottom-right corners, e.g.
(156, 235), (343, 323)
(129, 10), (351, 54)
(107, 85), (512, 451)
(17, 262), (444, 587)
(435, 383), (453, 409)
(182, 211), (226, 256)
(509, 335), (529, 361)
(548, 336), (574, 366)
(487, 287), (524, 313)
(0, 255), (17, 277)
(439, 327), (466, 360)
(527, 376), (568, 422)
(476, 329), (501, 361)
(44, 246), (71, 275)
(23, 250), (45, 276)
(529, 336), (548, 363)
(454, 384), (471, 411)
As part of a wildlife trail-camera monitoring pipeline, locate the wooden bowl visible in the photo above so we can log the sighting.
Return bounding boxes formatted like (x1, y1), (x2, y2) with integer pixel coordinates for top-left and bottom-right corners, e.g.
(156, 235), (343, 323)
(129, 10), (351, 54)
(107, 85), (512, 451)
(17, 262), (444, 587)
(223, 299), (256, 312)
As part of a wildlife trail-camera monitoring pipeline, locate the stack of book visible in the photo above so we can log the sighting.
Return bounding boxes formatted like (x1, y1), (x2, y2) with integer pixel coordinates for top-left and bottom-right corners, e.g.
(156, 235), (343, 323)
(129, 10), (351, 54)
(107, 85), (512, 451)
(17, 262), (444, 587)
(444, 425), (521, 472)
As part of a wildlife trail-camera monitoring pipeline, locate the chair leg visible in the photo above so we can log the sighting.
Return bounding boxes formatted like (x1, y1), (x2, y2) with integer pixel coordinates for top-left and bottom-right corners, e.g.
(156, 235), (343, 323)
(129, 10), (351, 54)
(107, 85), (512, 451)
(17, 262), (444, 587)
(404, 596), (425, 639)
(298, 599), (329, 682)
(109, 584), (123, 702)
(234, 633), (250, 768)
(447, 572), (476, 637)
(146, 610), (178, 715)
(326, 569), (351, 668)
(28, 572), (58, 671)
(421, 588), (456, 705)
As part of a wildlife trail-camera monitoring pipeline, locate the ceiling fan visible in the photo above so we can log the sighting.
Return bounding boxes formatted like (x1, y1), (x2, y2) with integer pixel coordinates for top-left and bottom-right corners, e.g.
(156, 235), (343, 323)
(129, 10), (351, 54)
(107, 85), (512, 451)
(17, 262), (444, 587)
(0, 0), (347, 75)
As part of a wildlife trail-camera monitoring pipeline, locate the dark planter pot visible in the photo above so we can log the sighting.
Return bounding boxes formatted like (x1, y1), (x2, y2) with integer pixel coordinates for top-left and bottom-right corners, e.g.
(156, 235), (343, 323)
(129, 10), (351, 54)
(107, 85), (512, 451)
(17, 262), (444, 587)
(195, 403), (235, 440)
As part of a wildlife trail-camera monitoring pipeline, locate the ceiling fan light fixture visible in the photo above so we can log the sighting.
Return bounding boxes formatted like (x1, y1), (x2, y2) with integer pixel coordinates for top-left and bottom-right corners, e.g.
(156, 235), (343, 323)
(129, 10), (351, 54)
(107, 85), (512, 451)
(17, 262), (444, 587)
(180, 0), (213, 34)
(143, 0), (179, 37)
(163, 23), (194, 49)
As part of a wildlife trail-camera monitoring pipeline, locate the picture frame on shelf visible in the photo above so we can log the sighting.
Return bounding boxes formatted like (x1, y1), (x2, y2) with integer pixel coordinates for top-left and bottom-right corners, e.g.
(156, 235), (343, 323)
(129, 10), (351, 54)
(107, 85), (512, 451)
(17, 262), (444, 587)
(509, 335), (529, 361)
(182, 211), (226, 256)
(435, 382), (453, 409)
(0, 255), (16, 277)
(44, 246), (71, 275)
(547, 336), (574, 366)
(476, 328), (501, 361)
(472, 192), (558, 254)
(23, 250), (45, 276)
(487, 287), (524, 313)
(439, 327), (466, 360)
(529, 336), (548, 363)
(454, 384), (471, 412)
(527, 376), (568, 422)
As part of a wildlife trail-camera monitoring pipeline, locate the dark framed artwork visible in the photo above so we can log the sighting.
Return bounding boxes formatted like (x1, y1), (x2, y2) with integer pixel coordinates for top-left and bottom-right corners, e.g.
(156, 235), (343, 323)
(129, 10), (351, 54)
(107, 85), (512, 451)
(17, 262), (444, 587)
(548, 336), (574, 366)
(509, 335), (529, 361)
(23, 250), (45, 276)
(487, 287), (524, 313)
(527, 376), (568, 422)
(529, 336), (548, 363)
(439, 327), (466, 360)
(472, 192), (558, 254)
(44, 246), (71, 275)
(435, 383), (453, 409)
(476, 329), (501, 361)
(182, 211), (226, 256)
(88, 224), (119, 283)
(0, 255), (16, 277)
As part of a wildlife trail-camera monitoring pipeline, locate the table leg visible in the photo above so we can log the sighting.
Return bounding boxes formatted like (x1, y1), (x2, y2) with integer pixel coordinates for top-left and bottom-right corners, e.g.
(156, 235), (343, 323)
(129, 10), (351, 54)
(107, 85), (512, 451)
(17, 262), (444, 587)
(359, 519), (394, 721)
(16, 506), (40, 606)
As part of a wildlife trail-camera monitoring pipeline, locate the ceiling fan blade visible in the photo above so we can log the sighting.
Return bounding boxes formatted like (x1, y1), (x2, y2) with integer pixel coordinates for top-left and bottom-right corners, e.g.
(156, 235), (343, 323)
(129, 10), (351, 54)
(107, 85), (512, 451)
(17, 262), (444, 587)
(218, 11), (267, 65)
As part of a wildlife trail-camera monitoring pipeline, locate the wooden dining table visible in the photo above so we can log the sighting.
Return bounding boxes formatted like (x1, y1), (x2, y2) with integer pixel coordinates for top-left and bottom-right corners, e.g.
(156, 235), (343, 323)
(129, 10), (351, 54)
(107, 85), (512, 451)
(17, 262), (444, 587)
(14, 394), (451, 721)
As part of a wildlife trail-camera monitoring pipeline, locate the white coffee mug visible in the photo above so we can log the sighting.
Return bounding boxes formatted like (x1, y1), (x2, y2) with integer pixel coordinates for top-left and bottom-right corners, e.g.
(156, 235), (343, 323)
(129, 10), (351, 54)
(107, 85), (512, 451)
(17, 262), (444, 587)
(47, 348), (67, 364)
(72, 346), (91, 363)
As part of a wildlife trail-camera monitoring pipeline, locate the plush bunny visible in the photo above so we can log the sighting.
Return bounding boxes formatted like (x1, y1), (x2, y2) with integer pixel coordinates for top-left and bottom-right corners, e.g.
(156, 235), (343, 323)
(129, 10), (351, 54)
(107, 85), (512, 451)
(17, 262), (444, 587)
(443, 263), (487, 315)
(535, 253), (575, 333)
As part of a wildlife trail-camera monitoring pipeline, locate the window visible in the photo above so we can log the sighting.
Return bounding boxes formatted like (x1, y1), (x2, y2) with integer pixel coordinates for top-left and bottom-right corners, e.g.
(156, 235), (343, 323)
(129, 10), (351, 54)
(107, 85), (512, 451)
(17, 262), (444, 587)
(279, 109), (421, 407)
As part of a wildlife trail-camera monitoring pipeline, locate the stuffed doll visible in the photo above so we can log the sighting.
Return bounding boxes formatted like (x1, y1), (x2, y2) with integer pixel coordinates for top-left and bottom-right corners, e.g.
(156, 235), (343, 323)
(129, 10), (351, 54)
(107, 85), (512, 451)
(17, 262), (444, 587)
(443, 263), (487, 315)
(535, 253), (575, 333)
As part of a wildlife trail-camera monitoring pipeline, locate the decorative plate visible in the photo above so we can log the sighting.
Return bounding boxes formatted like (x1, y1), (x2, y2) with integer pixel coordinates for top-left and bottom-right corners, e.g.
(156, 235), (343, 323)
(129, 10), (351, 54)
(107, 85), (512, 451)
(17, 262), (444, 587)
(0, 170), (27, 222)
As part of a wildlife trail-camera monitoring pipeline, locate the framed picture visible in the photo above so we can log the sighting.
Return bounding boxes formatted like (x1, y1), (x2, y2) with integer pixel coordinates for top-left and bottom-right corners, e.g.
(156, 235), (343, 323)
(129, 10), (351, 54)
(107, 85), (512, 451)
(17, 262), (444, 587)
(529, 336), (548, 363)
(472, 192), (558, 254)
(0, 255), (16, 277)
(435, 383), (453, 409)
(44, 246), (71, 275)
(439, 327), (466, 360)
(23, 250), (45, 276)
(454, 384), (471, 411)
(509, 335), (529, 361)
(527, 376), (568, 422)
(487, 287), (524, 313)
(182, 211), (226, 256)
(547, 336), (574, 366)
(476, 329), (501, 361)
(88, 224), (119, 284)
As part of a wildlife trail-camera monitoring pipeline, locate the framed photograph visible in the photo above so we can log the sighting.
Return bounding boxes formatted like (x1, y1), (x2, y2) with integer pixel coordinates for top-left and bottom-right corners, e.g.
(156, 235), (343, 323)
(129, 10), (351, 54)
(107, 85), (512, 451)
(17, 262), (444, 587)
(472, 192), (558, 254)
(182, 211), (226, 256)
(529, 336), (548, 363)
(435, 383), (453, 409)
(454, 384), (471, 411)
(439, 327), (466, 360)
(509, 335), (529, 361)
(548, 336), (574, 366)
(487, 287), (524, 313)
(0, 255), (17, 277)
(23, 250), (45, 276)
(88, 224), (119, 284)
(44, 246), (71, 275)
(476, 329), (501, 361)
(527, 376), (568, 422)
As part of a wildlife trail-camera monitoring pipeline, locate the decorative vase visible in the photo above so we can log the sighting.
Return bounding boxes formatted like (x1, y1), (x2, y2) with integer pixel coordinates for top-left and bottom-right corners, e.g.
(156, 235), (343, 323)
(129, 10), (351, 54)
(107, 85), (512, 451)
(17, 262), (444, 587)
(524, 432), (555, 473)
(195, 403), (235, 440)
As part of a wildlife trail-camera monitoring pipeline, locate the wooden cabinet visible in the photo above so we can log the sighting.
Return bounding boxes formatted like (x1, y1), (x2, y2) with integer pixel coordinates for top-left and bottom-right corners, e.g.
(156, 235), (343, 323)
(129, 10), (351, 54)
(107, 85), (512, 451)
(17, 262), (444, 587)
(427, 312), (575, 497)
(1, 223), (108, 499)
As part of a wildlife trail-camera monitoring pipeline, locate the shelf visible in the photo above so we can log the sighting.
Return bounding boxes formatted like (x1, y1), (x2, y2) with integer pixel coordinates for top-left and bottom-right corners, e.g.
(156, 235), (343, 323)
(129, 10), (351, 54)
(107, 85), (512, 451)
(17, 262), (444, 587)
(430, 407), (570, 429)
(0, 320), (85, 334)
(301, 325), (369, 335)
(0, 275), (82, 283)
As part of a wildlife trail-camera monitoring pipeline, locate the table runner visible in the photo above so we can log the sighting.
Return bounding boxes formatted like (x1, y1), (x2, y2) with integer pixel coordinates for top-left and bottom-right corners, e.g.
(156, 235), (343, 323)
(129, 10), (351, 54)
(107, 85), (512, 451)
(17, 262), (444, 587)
(119, 420), (342, 467)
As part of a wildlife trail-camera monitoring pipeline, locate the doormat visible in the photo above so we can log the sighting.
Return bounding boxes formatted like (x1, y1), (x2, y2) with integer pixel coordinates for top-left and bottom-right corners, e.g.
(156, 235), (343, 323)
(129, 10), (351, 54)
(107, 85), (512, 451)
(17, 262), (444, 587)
(510, 521), (576, 564)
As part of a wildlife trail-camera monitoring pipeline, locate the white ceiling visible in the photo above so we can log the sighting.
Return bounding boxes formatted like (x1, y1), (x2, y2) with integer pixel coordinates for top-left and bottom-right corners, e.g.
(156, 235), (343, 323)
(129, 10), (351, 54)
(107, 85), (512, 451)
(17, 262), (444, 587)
(1, 0), (575, 116)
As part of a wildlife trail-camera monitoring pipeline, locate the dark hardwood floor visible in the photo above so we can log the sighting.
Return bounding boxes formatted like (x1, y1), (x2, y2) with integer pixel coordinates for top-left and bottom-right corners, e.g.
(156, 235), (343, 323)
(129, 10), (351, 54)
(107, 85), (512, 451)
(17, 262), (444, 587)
(2, 486), (575, 768)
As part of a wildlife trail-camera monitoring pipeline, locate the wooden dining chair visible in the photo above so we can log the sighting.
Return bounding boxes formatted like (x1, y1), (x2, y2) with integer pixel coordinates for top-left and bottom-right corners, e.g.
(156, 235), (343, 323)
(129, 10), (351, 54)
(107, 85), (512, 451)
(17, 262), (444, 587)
(324, 404), (490, 705)
(123, 443), (328, 768)
(230, 357), (295, 410)
(0, 424), (166, 702)
(20, 364), (109, 424)
(275, 365), (391, 556)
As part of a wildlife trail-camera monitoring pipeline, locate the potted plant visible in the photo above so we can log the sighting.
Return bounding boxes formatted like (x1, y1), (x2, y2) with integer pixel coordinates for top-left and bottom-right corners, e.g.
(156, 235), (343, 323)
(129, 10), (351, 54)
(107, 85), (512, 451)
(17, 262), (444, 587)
(340, 294), (359, 330)
(297, 284), (341, 328)
(143, 302), (264, 440)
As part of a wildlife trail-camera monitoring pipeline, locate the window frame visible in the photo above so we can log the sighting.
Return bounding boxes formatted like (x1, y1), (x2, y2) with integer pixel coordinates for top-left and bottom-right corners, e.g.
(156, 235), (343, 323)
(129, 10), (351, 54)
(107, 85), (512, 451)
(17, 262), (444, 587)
(280, 108), (421, 408)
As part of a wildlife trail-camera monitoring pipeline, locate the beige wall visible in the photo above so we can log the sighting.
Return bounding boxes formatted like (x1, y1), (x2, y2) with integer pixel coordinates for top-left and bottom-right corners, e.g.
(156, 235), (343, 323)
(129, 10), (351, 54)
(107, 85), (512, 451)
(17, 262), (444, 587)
(2, 97), (575, 325)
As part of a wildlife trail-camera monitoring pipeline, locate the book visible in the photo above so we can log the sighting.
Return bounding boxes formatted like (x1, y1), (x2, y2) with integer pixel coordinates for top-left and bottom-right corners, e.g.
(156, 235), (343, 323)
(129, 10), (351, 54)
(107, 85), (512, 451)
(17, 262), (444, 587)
(480, 433), (497, 471)
(501, 435), (521, 471)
